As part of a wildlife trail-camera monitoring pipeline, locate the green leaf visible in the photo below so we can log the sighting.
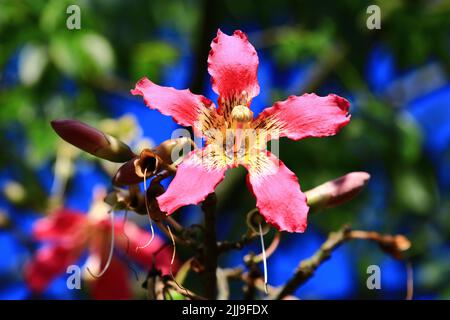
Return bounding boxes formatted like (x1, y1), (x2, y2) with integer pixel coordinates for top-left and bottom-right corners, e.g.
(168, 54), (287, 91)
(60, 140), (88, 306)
(18, 43), (49, 86)
(394, 171), (435, 215)
(396, 113), (423, 164)
(49, 31), (115, 79)
(130, 41), (178, 81)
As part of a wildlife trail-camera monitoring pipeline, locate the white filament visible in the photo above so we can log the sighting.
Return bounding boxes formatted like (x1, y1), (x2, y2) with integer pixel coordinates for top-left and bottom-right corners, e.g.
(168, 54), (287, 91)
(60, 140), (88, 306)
(259, 222), (268, 294)
(167, 225), (189, 295)
(136, 168), (155, 251)
(167, 225), (176, 276)
(87, 209), (115, 278)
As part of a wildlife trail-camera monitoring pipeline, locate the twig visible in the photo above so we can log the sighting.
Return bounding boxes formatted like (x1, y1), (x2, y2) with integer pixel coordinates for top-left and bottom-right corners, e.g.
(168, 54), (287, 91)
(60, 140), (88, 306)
(165, 280), (207, 300)
(275, 226), (351, 299)
(154, 220), (185, 245)
(243, 259), (258, 300)
(242, 272), (277, 296)
(217, 232), (257, 253)
(276, 226), (412, 299)
(202, 193), (218, 299)
(406, 261), (414, 300)
(223, 267), (277, 298)
(348, 230), (411, 259)
(216, 268), (230, 300)
(146, 275), (158, 300)
(143, 270), (164, 300)
(222, 267), (245, 279)
(248, 231), (281, 264)
(166, 216), (183, 233)
(241, 231), (281, 297)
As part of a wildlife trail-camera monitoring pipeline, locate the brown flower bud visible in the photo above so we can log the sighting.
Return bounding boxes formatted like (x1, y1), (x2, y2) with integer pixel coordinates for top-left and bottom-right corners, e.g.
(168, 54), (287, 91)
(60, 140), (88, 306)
(135, 149), (161, 177)
(153, 137), (195, 164)
(146, 182), (166, 221)
(51, 119), (136, 163)
(104, 190), (129, 211)
(378, 235), (412, 260)
(104, 186), (145, 213)
(126, 185), (143, 210)
(112, 149), (162, 186)
(305, 172), (371, 209)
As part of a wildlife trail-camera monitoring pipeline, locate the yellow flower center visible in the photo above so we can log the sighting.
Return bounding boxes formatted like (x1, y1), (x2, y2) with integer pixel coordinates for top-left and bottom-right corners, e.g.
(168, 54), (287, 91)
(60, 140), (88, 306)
(231, 104), (253, 123)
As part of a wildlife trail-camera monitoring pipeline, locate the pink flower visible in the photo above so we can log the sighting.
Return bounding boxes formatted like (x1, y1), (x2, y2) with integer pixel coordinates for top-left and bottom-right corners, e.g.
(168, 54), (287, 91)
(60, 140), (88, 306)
(131, 29), (350, 233)
(25, 208), (176, 299)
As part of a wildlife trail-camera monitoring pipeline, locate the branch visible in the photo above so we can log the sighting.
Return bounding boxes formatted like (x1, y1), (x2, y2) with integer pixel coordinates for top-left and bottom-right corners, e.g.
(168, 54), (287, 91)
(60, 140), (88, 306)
(217, 221), (280, 255)
(189, 0), (218, 94)
(245, 231), (281, 264)
(217, 232), (256, 253)
(202, 193), (218, 299)
(242, 272), (278, 297)
(275, 225), (351, 299)
(223, 267), (279, 298)
(275, 226), (411, 299)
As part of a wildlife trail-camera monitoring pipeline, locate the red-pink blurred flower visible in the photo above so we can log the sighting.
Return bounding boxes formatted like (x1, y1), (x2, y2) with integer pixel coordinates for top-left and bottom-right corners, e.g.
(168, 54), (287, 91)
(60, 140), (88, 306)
(132, 29), (351, 233)
(25, 208), (177, 299)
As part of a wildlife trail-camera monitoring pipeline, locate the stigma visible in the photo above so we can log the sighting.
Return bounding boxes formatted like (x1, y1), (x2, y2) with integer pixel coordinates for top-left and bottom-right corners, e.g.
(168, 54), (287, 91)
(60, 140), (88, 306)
(231, 105), (253, 123)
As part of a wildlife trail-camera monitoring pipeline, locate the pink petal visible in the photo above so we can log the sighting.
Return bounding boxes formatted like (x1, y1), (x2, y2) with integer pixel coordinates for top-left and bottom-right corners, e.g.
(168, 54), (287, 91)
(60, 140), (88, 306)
(254, 93), (350, 140)
(208, 29), (259, 112)
(157, 149), (227, 214)
(90, 256), (132, 300)
(131, 77), (216, 130)
(113, 220), (178, 275)
(33, 209), (87, 243)
(245, 152), (309, 233)
(24, 244), (83, 293)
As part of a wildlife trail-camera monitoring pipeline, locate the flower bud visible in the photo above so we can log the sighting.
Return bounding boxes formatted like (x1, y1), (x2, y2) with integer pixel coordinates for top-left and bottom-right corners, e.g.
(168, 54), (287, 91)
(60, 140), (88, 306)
(51, 119), (136, 163)
(104, 190), (129, 211)
(112, 149), (162, 186)
(135, 149), (161, 177)
(305, 172), (371, 209)
(146, 182), (166, 221)
(378, 234), (411, 260)
(153, 137), (195, 164)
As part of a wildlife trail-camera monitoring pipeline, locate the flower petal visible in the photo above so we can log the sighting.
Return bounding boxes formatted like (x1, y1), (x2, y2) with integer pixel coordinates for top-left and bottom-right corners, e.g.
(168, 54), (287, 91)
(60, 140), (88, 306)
(33, 209), (87, 243)
(208, 30), (259, 118)
(24, 244), (83, 293)
(114, 220), (177, 275)
(245, 152), (308, 233)
(254, 93), (350, 141)
(89, 256), (132, 300)
(157, 148), (228, 214)
(131, 77), (219, 135)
